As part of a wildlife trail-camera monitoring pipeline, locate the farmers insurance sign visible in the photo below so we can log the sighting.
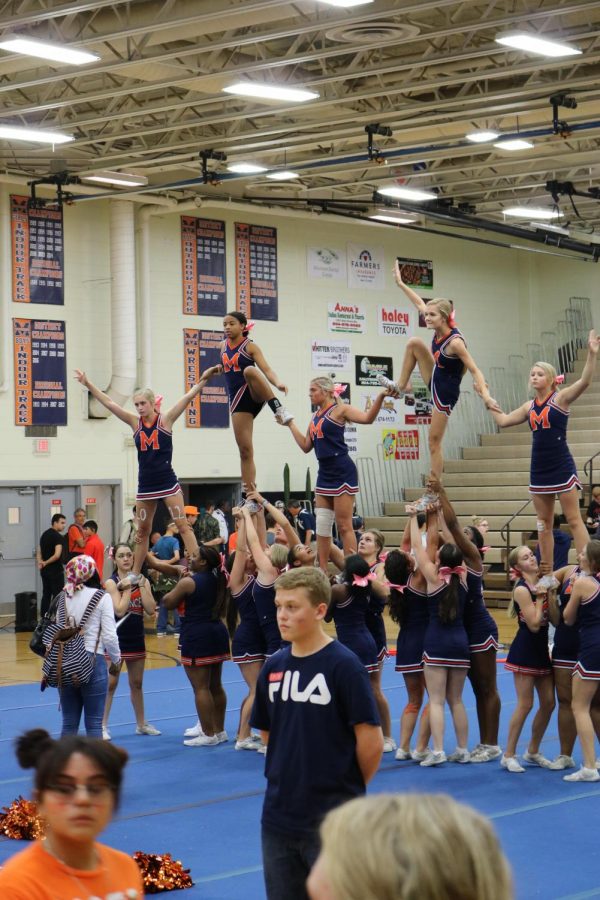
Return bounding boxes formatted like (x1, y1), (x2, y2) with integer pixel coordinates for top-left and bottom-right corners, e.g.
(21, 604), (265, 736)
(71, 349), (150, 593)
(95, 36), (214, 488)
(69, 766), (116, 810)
(347, 243), (384, 290)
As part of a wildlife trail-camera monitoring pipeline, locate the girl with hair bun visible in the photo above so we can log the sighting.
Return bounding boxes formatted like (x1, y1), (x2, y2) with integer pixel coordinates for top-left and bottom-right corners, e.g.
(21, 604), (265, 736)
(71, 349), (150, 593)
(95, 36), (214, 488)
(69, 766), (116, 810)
(219, 311), (294, 495)
(74, 366), (220, 584)
(282, 376), (392, 570)
(0, 729), (143, 898)
(485, 330), (599, 590)
(392, 261), (492, 480)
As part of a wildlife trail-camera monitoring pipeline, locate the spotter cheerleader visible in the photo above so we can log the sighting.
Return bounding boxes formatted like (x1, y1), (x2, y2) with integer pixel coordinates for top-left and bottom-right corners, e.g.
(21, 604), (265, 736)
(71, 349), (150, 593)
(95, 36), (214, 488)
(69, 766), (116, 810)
(326, 555), (380, 676)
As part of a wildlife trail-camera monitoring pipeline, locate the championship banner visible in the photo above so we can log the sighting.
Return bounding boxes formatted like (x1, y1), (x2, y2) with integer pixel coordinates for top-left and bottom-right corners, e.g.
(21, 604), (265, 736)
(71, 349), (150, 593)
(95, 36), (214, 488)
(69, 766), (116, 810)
(11, 196), (64, 305)
(181, 216), (227, 316)
(235, 222), (278, 321)
(183, 329), (229, 428)
(13, 318), (67, 426)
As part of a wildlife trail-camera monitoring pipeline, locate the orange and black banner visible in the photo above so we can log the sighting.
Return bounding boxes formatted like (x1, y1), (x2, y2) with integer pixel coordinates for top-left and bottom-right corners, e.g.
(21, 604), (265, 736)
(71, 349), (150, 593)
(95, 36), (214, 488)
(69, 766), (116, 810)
(183, 329), (229, 428)
(181, 216), (227, 316)
(13, 318), (67, 426)
(235, 222), (278, 321)
(11, 195), (64, 304)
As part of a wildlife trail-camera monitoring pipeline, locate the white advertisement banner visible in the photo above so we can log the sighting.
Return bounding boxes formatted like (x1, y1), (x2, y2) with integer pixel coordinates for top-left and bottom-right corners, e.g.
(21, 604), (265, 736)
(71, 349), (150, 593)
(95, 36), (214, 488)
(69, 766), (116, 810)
(377, 305), (413, 337)
(362, 392), (402, 425)
(327, 301), (366, 334)
(345, 422), (358, 456)
(311, 339), (352, 371)
(307, 246), (346, 280)
(347, 243), (385, 290)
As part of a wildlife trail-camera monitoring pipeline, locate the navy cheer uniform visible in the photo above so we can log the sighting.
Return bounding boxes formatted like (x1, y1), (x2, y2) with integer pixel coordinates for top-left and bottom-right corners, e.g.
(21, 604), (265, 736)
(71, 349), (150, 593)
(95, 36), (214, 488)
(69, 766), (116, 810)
(394, 574), (429, 674)
(180, 571), (230, 667)
(331, 590), (378, 673)
(134, 414), (180, 501)
(365, 562), (387, 661)
(528, 391), (581, 495)
(422, 579), (470, 668)
(430, 327), (465, 416)
(573, 574), (600, 680)
(552, 566), (580, 669)
(504, 580), (551, 675)
(310, 404), (358, 496)
(464, 566), (500, 653)
(108, 574), (146, 661)
(221, 337), (264, 417)
(253, 578), (282, 655)
(231, 575), (267, 664)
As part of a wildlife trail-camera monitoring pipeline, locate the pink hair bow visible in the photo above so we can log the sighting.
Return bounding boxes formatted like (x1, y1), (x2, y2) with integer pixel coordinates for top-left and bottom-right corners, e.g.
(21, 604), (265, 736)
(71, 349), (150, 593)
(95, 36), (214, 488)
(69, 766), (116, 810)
(154, 394), (163, 411)
(219, 552), (231, 584)
(385, 581), (405, 592)
(333, 383), (345, 397)
(378, 551), (388, 562)
(481, 546), (491, 554)
(352, 572), (376, 588)
(438, 564), (466, 584)
(107, 545), (115, 560)
(555, 374), (565, 384)
(509, 567), (520, 582)
(448, 309), (457, 327)
(246, 320), (255, 332)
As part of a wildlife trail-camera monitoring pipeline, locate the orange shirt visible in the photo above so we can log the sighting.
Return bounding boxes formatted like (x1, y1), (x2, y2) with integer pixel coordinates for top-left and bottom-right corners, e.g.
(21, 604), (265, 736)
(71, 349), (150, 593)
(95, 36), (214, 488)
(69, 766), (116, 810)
(0, 839), (144, 899)
(67, 523), (86, 557)
(85, 532), (105, 580)
(228, 531), (238, 553)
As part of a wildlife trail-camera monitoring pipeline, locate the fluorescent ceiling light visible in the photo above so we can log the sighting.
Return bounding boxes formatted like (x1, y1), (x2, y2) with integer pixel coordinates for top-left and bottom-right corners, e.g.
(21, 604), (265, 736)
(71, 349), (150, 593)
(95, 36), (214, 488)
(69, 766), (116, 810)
(504, 207), (563, 220)
(223, 82), (318, 102)
(369, 214), (417, 224)
(83, 171), (148, 187)
(495, 33), (581, 58)
(0, 124), (73, 144)
(465, 130), (500, 143)
(317, 1), (373, 7)
(377, 185), (437, 201)
(493, 138), (533, 150)
(0, 36), (100, 65)
(266, 170), (300, 180)
(227, 162), (268, 174)
(532, 222), (570, 235)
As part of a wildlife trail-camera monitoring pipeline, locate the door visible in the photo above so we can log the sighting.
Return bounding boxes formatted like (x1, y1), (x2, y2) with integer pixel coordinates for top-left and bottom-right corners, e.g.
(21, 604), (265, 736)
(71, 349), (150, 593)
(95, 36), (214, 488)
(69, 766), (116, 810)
(0, 487), (38, 608)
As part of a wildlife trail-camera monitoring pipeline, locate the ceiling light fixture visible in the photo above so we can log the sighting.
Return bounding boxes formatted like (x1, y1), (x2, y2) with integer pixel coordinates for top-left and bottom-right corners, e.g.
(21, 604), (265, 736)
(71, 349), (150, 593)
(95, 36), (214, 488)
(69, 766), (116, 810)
(465, 130), (500, 143)
(83, 170), (148, 187)
(266, 170), (300, 180)
(495, 33), (581, 58)
(493, 138), (533, 150)
(0, 36), (100, 65)
(227, 162), (268, 174)
(0, 124), (73, 144)
(377, 186), (437, 201)
(223, 82), (318, 102)
(369, 213), (417, 224)
(504, 207), (563, 220)
(532, 222), (570, 235)
(317, 0), (374, 7)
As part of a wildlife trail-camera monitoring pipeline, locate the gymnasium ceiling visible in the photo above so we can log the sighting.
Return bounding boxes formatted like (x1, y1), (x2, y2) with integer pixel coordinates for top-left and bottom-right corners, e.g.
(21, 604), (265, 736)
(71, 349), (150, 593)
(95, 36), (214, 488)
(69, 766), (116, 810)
(2, 0), (600, 253)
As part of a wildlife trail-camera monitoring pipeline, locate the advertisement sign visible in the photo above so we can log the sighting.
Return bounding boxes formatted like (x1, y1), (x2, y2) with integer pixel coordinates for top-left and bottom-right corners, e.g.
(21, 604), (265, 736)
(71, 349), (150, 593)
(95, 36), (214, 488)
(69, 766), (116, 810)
(404, 375), (433, 424)
(11, 196), (64, 305)
(345, 422), (358, 456)
(327, 301), (366, 334)
(381, 428), (420, 460)
(181, 216), (227, 316)
(362, 392), (401, 425)
(355, 354), (393, 387)
(377, 306), (412, 337)
(307, 246), (345, 280)
(183, 329), (229, 428)
(311, 339), (352, 371)
(235, 222), (278, 321)
(396, 256), (433, 288)
(347, 242), (385, 290)
(13, 318), (67, 426)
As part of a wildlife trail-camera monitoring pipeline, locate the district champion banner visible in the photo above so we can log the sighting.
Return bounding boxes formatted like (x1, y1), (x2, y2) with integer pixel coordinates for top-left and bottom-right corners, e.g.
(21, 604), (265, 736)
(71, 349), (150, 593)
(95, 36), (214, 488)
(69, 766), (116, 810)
(13, 318), (67, 426)
(235, 222), (278, 321)
(11, 196), (64, 305)
(183, 329), (229, 428)
(181, 216), (227, 316)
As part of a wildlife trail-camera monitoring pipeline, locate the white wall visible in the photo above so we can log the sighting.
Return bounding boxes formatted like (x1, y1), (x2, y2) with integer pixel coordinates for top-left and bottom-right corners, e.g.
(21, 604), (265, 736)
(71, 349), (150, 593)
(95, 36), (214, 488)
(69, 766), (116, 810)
(0, 182), (596, 502)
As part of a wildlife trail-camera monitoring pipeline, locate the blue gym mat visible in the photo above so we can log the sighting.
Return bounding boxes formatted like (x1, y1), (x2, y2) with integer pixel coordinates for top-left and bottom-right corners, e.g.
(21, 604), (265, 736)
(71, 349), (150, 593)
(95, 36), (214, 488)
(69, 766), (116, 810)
(1, 659), (599, 899)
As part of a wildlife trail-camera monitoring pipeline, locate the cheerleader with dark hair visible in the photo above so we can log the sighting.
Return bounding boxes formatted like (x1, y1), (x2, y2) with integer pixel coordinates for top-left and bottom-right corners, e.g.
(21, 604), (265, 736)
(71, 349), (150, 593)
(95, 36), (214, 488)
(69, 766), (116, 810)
(326, 555), (379, 675)
(219, 311), (293, 493)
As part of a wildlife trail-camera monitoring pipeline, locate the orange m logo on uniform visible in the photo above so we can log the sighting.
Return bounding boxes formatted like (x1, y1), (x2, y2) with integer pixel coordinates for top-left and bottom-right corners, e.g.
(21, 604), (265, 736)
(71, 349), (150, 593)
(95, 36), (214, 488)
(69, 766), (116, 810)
(309, 419), (325, 441)
(140, 430), (160, 451)
(529, 407), (551, 431)
(222, 352), (241, 373)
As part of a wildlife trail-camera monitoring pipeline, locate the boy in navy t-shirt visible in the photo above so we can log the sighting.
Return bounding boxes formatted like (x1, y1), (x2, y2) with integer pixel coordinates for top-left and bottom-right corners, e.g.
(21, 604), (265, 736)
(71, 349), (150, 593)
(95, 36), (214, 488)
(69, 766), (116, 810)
(251, 566), (383, 900)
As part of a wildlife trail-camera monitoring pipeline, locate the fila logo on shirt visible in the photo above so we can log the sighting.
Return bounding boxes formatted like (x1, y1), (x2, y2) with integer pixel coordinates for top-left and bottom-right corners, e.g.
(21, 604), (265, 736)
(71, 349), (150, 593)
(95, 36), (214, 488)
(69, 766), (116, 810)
(222, 352), (241, 373)
(529, 407), (551, 430)
(268, 670), (332, 705)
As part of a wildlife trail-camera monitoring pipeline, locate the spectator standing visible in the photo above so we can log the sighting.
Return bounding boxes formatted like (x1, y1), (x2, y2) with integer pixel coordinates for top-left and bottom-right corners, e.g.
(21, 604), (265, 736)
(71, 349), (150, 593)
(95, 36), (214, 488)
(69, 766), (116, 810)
(83, 521), (105, 581)
(37, 513), (66, 617)
(148, 522), (181, 636)
(119, 505), (138, 550)
(286, 499), (315, 547)
(67, 507), (87, 560)
(213, 499), (231, 546)
(587, 486), (600, 534)
(251, 567), (383, 900)
(191, 502), (222, 549)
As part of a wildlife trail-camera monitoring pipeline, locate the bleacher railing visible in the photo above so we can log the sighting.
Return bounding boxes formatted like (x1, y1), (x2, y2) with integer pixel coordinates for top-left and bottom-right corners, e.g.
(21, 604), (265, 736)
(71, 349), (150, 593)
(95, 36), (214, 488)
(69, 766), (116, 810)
(357, 296), (592, 517)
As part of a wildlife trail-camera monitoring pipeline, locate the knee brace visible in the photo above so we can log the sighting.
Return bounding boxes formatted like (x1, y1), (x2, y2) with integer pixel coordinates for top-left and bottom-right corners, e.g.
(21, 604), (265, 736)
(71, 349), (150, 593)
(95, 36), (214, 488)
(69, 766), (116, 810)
(536, 519), (546, 533)
(316, 507), (336, 537)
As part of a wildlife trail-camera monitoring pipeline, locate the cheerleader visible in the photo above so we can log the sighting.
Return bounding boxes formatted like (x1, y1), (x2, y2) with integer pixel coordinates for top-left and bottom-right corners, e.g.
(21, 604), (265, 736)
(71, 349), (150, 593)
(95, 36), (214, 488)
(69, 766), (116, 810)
(326, 555), (379, 673)
(485, 330), (599, 589)
(392, 261), (491, 479)
(102, 544), (160, 740)
(282, 376), (391, 569)
(74, 367), (219, 581)
(219, 311), (293, 494)
(407, 504), (471, 766)
(241, 504), (288, 654)
(227, 509), (267, 751)
(163, 545), (230, 746)
(563, 540), (600, 781)
(501, 546), (555, 772)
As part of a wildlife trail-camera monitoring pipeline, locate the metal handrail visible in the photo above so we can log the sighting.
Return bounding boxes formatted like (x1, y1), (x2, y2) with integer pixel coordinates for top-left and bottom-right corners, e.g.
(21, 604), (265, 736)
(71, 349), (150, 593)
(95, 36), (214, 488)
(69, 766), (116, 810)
(500, 498), (533, 585)
(584, 449), (600, 496)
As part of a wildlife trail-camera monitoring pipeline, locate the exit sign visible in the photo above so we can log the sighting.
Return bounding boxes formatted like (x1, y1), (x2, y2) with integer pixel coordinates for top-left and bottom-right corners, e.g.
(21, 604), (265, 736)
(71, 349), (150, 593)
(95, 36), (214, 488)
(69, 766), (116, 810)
(86, 497), (97, 505)
(51, 499), (62, 506)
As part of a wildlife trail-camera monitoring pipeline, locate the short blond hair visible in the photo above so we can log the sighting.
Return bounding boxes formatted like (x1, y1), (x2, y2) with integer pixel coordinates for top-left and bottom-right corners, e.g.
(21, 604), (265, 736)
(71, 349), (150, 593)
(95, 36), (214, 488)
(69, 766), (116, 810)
(318, 793), (513, 900)
(269, 543), (289, 570)
(275, 566), (331, 607)
(426, 297), (453, 323)
(310, 376), (343, 406)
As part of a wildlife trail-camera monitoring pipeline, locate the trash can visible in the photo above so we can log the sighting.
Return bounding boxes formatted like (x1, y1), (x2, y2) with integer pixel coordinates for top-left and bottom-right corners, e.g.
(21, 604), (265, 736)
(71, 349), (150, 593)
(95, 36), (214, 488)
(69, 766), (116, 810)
(15, 591), (37, 632)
